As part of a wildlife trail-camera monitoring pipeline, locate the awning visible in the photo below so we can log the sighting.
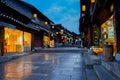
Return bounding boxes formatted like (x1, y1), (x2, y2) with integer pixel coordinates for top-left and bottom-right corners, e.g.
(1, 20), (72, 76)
(39, 26), (54, 34)
(0, 21), (16, 29)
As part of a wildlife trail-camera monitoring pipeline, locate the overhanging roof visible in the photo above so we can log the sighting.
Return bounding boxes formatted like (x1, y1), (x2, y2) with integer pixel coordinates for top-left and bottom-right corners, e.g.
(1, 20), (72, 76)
(91, 0), (113, 25)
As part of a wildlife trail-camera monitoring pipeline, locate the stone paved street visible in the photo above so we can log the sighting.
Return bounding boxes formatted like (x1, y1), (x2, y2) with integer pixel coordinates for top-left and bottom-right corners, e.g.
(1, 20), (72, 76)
(0, 48), (86, 80)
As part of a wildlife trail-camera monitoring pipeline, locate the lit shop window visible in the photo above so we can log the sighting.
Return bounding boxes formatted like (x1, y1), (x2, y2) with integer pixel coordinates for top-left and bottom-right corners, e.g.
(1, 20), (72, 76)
(24, 32), (31, 47)
(43, 35), (50, 47)
(4, 28), (23, 52)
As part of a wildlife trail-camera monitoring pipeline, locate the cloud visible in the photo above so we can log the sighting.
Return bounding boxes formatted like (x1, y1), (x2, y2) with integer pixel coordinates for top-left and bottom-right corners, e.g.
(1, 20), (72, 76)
(45, 4), (66, 13)
(43, 2), (80, 34)
(43, 4), (67, 21)
(58, 14), (80, 34)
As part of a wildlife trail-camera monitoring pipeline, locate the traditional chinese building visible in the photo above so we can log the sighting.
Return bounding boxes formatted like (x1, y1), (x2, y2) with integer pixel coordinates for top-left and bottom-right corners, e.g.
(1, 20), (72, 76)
(0, 0), (54, 56)
(79, 0), (120, 54)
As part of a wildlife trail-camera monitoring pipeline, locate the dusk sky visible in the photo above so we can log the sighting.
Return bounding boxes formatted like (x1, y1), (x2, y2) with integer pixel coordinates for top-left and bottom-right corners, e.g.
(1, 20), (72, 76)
(23, 0), (80, 34)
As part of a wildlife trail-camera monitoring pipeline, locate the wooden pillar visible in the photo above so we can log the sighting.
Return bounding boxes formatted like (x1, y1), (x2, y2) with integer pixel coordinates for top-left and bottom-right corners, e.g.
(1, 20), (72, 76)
(114, 0), (120, 52)
(31, 32), (34, 51)
(0, 28), (4, 56)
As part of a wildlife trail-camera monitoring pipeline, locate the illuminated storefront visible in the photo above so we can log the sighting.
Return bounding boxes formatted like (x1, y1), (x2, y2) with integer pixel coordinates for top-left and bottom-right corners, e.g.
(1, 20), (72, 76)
(43, 35), (50, 48)
(24, 32), (31, 51)
(4, 27), (31, 53)
(50, 34), (55, 48)
(101, 16), (117, 54)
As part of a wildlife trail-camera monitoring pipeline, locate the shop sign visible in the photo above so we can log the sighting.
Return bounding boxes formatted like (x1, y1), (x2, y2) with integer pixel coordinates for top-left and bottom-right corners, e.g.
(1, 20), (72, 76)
(108, 27), (114, 38)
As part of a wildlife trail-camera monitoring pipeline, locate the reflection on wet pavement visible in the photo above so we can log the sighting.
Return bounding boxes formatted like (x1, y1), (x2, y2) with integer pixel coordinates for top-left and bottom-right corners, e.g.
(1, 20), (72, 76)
(0, 52), (84, 80)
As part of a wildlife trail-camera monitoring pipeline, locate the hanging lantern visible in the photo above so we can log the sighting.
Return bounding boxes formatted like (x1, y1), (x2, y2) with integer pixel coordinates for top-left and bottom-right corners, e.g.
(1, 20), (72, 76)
(45, 21), (48, 25)
(110, 4), (114, 12)
(33, 13), (37, 18)
(51, 34), (54, 37)
(52, 26), (54, 29)
(91, 0), (95, 3)
(60, 30), (64, 34)
(56, 32), (58, 34)
(82, 5), (86, 11)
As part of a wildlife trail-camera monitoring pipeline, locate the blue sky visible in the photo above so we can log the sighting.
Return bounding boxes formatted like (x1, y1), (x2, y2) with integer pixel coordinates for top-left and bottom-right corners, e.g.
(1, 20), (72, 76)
(23, 0), (80, 34)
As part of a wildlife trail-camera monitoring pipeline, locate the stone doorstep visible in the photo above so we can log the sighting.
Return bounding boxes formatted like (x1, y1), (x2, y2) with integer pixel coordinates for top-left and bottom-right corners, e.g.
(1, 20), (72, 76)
(101, 61), (120, 79)
(94, 65), (118, 80)
(89, 55), (101, 64)
(84, 55), (93, 69)
(0, 53), (30, 63)
(0, 56), (12, 63)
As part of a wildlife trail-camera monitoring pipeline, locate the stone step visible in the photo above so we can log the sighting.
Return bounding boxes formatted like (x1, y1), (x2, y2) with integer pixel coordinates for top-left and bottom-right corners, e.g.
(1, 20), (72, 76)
(86, 69), (98, 80)
(94, 65), (118, 80)
(0, 57), (11, 63)
(84, 54), (93, 69)
(84, 53), (101, 69)
(39, 50), (82, 53)
(88, 55), (101, 65)
(101, 61), (120, 79)
(0, 53), (30, 63)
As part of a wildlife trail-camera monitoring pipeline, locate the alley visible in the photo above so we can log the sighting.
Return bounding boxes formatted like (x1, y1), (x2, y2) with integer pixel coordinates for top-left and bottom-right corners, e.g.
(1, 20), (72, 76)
(0, 48), (86, 80)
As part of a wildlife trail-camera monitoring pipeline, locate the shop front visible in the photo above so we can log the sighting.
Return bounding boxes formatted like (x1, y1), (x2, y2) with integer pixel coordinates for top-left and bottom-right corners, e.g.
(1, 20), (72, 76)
(43, 34), (50, 48)
(4, 27), (32, 53)
(101, 15), (116, 55)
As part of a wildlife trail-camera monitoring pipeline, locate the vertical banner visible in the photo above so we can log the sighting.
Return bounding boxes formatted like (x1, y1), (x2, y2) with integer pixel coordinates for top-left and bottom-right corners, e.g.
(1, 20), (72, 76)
(93, 24), (99, 46)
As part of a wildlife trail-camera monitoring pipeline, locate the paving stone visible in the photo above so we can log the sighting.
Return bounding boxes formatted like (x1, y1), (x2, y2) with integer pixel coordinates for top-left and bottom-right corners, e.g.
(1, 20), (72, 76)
(0, 48), (88, 80)
(50, 74), (71, 80)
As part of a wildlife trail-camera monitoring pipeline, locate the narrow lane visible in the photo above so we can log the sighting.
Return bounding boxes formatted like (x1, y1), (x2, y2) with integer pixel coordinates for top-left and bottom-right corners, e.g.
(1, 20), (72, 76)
(0, 48), (86, 80)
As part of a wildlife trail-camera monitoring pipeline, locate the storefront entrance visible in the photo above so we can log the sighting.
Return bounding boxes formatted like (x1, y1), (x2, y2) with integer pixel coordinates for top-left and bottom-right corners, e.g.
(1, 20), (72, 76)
(101, 16), (116, 55)
(4, 28), (31, 53)
(43, 35), (50, 48)
(24, 32), (31, 52)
